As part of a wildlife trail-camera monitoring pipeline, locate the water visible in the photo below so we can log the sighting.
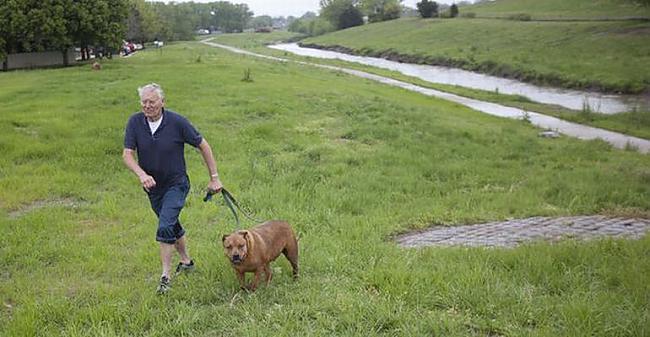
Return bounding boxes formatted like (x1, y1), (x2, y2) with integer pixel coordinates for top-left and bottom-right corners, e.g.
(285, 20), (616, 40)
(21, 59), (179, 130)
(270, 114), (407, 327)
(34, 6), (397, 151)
(270, 43), (649, 114)
(201, 40), (650, 153)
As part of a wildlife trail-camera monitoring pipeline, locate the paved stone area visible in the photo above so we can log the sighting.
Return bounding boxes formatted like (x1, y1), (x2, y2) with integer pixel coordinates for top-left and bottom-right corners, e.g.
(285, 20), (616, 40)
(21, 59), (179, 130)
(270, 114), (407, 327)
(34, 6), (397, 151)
(396, 216), (650, 248)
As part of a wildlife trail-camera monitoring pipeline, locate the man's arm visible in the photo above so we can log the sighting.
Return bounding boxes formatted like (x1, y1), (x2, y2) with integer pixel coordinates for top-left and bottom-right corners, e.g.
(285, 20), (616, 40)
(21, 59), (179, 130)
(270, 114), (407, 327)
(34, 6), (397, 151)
(122, 148), (156, 191)
(198, 139), (223, 192)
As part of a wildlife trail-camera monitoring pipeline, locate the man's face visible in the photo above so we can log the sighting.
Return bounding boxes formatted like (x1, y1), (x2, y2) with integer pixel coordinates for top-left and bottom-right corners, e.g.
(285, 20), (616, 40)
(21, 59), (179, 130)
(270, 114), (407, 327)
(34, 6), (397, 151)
(140, 90), (164, 121)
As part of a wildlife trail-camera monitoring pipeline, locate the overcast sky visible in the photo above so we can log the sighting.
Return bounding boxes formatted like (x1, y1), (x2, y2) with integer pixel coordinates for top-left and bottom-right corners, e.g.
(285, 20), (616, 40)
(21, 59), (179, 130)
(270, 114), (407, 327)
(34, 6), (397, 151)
(183, 0), (459, 17)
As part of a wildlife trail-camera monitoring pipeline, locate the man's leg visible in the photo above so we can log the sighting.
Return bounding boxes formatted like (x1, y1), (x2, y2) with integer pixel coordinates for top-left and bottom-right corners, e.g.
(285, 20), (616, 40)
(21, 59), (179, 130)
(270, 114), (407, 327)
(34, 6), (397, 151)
(160, 242), (175, 278)
(175, 235), (191, 265)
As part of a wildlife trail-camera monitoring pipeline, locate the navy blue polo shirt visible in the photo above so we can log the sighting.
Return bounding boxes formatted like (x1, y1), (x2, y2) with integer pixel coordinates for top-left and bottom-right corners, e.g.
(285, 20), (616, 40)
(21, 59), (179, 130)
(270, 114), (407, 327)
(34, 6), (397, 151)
(124, 109), (203, 191)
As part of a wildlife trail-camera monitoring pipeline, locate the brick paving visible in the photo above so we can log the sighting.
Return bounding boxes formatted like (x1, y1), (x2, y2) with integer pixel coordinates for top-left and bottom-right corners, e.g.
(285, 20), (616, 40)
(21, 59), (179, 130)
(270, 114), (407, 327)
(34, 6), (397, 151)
(396, 216), (650, 248)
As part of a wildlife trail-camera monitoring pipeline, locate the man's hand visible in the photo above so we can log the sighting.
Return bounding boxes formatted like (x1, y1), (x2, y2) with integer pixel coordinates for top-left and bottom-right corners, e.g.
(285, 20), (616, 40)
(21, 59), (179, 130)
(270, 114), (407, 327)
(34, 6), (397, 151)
(139, 174), (156, 192)
(208, 177), (223, 194)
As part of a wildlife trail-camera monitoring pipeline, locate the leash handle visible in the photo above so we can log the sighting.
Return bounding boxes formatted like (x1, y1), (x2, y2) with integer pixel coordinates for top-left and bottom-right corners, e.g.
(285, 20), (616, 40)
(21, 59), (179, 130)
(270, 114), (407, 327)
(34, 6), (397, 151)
(203, 187), (240, 228)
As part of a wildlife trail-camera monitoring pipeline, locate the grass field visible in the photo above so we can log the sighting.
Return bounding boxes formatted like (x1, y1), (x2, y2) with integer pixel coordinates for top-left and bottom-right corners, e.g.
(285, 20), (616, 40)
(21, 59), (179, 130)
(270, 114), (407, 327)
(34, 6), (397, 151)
(464, 0), (650, 19)
(302, 17), (650, 95)
(1, 41), (650, 336)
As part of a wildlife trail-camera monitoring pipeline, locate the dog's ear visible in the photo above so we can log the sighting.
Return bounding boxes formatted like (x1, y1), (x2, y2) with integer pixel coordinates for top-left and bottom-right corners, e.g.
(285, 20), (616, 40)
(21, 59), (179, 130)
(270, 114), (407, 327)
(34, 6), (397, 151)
(222, 234), (228, 242)
(238, 230), (249, 239)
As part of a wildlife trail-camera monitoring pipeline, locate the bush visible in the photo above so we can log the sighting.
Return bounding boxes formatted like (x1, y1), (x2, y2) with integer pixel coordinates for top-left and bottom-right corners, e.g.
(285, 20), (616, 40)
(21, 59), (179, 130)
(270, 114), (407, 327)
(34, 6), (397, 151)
(320, 0), (364, 30)
(288, 17), (334, 36)
(368, 2), (401, 23)
(450, 4), (459, 18)
(460, 12), (476, 18)
(416, 0), (439, 18)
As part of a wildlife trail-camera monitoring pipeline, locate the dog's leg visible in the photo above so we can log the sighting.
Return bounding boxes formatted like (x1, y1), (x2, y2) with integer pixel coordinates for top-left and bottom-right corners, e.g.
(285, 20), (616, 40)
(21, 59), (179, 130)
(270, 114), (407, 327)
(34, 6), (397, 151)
(249, 269), (262, 291)
(236, 270), (246, 290)
(283, 243), (299, 279)
(263, 263), (273, 285)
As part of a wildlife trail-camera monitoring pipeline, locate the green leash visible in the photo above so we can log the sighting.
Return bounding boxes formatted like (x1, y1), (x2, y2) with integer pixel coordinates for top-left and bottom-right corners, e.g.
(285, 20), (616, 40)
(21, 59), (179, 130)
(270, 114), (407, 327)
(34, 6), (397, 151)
(203, 188), (262, 229)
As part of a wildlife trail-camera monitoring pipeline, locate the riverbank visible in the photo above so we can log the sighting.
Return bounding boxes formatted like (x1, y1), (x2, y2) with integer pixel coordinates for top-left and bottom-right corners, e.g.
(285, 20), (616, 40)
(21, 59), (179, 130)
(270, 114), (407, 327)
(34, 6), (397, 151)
(302, 17), (650, 95)
(210, 32), (650, 140)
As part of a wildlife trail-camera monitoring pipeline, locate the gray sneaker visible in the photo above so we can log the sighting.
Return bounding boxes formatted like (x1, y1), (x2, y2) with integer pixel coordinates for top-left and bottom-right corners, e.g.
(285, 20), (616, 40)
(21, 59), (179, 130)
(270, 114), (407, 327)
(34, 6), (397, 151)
(157, 276), (171, 294)
(175, 260), (195, 275)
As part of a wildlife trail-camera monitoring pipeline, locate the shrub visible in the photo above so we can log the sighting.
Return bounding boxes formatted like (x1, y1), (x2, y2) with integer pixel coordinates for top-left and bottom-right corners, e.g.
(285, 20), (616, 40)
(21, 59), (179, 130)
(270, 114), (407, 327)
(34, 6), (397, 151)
(450, 4), (459, 17)
(416, 0), (439, 18)
(368, 2), (401, 23)
(320, 0), (364, 30)
(460, 12), (476, 18)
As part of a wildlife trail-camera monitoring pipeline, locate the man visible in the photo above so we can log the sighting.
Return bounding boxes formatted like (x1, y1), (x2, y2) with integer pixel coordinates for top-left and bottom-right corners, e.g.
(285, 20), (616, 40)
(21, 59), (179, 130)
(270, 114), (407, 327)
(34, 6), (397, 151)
(122, 83), (222, 294)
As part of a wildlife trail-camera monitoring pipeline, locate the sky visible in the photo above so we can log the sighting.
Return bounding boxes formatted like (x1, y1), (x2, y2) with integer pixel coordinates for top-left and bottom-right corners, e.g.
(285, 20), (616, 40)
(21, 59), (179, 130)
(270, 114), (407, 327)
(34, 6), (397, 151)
(183, 0), (458, 18)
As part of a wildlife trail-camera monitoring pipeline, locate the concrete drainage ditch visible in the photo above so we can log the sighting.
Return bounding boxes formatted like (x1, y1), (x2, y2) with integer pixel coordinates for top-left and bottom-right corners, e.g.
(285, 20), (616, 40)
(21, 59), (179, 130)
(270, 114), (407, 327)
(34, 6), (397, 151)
(396, 216), (650, 248)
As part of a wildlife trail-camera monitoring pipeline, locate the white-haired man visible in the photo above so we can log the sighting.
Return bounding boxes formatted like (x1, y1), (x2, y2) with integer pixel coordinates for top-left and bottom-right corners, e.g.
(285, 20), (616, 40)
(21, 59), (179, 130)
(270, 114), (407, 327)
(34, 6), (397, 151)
(122, 83), (223, 294)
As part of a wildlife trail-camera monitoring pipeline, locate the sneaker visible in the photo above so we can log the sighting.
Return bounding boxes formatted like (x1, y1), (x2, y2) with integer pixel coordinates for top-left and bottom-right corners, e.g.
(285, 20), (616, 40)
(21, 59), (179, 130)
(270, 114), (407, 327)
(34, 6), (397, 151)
(175, 260), (195, 275)
(156, 276), (171, 294)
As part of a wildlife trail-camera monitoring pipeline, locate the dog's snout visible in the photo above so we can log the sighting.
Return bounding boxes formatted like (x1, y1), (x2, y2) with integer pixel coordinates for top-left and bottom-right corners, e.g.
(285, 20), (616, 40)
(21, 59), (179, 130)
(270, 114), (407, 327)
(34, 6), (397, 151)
(231, 254), (241, 263)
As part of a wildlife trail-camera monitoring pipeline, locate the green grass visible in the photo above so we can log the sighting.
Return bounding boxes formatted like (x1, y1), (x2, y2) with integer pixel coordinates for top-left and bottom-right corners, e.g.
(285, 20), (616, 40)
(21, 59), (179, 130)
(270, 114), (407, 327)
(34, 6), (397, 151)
(212, 32), (650, 140)
(302, 17), (650, 94)
(1, 41), (650, 336)
(465, 0), (650, 19)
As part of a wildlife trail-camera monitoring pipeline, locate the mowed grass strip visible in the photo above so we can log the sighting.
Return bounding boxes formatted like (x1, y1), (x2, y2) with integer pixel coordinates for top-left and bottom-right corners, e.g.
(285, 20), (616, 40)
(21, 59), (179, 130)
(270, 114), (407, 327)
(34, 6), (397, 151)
(1, 42), (649, 336)
(303, 17), (650, 94)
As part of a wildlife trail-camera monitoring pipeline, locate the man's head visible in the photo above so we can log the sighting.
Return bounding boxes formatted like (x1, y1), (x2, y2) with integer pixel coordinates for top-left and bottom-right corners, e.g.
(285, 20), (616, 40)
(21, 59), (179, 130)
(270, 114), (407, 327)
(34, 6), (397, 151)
(138, 83), (165, 122)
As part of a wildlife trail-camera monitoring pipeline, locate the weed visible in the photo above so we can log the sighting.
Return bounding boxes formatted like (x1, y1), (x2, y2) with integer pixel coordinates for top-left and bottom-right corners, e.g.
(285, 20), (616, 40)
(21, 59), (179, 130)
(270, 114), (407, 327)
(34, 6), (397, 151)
(241, 67), (254, 82)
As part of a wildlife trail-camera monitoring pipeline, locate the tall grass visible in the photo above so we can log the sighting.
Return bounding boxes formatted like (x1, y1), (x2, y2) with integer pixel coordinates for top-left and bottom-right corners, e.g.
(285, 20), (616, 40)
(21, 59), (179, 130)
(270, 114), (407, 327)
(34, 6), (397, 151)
(1, 42), (649, 336)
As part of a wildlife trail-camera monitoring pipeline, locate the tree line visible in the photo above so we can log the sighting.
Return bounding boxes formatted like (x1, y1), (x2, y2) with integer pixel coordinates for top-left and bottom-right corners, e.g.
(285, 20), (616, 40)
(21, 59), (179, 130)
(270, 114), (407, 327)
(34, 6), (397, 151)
(289, 0), (403, 37)
(0, 0), (254, 61)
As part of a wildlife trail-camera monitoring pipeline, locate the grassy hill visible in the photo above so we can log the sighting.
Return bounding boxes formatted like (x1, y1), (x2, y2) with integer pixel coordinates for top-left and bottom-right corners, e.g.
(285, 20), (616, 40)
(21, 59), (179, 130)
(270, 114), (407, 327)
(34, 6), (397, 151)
(302, 16), (650, 94)
(302, 0), (650, 94)
(465, 0), (650, 19)
(1, 41), (649, 336)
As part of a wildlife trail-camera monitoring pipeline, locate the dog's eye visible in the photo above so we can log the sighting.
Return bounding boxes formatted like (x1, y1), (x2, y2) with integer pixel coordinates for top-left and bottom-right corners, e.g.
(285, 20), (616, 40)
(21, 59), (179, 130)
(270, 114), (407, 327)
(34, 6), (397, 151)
(238, 245), (244, 249)
(225, 245), (231, 249)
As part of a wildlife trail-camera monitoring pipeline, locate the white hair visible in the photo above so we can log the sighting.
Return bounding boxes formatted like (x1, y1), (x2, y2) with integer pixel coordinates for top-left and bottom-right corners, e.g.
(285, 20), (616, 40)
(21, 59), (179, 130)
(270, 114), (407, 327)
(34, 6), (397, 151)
(137, 83), (165, 100)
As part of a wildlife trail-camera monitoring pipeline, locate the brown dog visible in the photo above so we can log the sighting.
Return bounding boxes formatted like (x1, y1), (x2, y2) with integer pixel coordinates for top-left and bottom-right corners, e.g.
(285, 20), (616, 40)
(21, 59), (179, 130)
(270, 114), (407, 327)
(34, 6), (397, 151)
(222, 220), (298, 291)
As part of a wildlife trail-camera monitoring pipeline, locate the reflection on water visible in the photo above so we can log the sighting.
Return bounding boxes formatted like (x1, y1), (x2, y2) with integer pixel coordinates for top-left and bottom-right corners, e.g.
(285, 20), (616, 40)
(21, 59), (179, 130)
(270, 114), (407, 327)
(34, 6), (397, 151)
(270, 43), (649, 114)
(201, 39), (650, 153)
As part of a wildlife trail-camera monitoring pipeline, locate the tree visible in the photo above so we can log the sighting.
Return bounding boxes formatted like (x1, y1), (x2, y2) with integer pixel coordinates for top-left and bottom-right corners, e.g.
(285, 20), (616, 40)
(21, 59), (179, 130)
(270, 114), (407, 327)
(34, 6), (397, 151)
(0, 0), (69, 54)
(209, 2), (253, 33)
(249, 15), (273, 29)
(320, 0), (364, 30)
(416, 0), (438, 18)
(288, 15), (334, 36)
(360, 0), (402, 23)
(64, 0), (128, 60)
(127, 0), (162, 43)
(450, 3), (459, 17)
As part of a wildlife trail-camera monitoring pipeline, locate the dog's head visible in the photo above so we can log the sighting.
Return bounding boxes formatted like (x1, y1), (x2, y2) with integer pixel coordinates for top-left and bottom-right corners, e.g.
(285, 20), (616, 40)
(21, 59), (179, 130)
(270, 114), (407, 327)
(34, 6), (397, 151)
(222, 230), (253, 265)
